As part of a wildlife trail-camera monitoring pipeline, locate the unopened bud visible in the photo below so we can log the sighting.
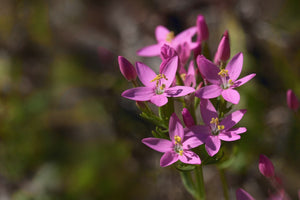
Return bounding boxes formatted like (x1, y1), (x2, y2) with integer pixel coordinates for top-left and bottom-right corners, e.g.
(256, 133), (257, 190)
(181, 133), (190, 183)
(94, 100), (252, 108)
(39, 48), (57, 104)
(287, 89), (299, 111)
(214, 30), (230, 65)
(259, 154), (275, 178)
(236, 188), (255, 200)
(196, 15), (209, 42)
(118, 56), (137, 81)
(182, 108), (195, 127)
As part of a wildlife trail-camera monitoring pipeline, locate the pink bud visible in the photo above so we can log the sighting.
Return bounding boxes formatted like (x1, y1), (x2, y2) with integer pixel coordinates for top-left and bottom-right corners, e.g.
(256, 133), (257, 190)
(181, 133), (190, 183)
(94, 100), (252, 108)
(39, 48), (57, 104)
(259, 154), (275, 178)
(160, 44), (177, 61)
(118, 56), (137, 81)
(196, 15), (209, 42)
(287, 89), (299, 111)
(193, 42), (202, 60)
(236, 188), (255, 200)
(214, 30), (230, 65)
(182, 108), (195, 127)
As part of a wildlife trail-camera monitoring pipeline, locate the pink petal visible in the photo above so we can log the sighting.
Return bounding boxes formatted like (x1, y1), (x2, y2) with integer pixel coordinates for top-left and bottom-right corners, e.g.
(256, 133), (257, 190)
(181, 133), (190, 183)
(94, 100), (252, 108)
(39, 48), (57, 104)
(228, 127), (247, 135)
(173, 26), (197, 45)
(182, 136), (204, 149)
(165, 86), (195, 97)
(221, 88), (240, 104)
(137, 44), (162, 57)
(182, 108), (195, 127)
(259, 154), (275, 177)
(226, 52), (243, 81)
(179, 150), (201, 165)
(287, 89), (299, 111)
(142, 138), (173, 153)
(197, 55), (221, 85)
(205, 135), (221, 156)
(220, 109), (247, 130)
(234, 74), (256, 88)
(236, 188), (255, 200)
(150, 94), (168, 107)
(160, 151), (179, 167)
(185, 125), (210, 140)
(195, 85), (222, 99)
(218, 132), (241, 141)
(155, 25), (170, 42)
(200, 99), (218, 126)
(169, 113), (184, 142)
(136, 62), (157, 87)
(122, 87), (154, 101)
(160, 56), (178, 88)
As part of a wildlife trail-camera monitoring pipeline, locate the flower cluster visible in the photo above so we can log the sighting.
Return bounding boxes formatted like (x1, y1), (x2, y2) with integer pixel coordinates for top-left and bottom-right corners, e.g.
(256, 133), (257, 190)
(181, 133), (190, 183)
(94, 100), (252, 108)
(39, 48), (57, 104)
(119, 15), (256, 199)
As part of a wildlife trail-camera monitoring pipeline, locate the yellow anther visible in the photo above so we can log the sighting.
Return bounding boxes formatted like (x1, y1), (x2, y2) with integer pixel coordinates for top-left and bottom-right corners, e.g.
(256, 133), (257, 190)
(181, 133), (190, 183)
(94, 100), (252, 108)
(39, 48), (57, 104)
(174, 135), (182, 144)
(159, 84), (166, 90)
(166, 31), (175, 42)
(180, 73), (186, 81)
(210, 117), (219, 125)
(218, 69), (229, 77)
(217, 125), (225, 130)
(179, 150), (183, 156)
(228, 79), (234, 85)
(151, 74), (168, 83)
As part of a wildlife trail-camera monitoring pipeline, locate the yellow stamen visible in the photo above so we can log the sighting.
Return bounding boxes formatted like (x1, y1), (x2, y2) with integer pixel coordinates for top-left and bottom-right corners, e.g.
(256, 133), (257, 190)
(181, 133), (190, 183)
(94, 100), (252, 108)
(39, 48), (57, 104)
(174, 135), (182, 144)
(218, 69), (229, 77)
(228, 79), (234, 85)
(159, 84), (166, 90)
(179, 150), (183, 156)
(166, 31), (175, 42)
(180, 73), (186, 81)
(151, 74), (168, 82)
(210, 117), (219, 125)
(217, 125), (225, 130)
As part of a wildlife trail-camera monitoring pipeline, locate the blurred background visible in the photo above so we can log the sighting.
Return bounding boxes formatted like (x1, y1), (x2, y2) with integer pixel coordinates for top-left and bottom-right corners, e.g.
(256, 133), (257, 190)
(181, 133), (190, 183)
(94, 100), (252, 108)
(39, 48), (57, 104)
(0, 0), (299, 199)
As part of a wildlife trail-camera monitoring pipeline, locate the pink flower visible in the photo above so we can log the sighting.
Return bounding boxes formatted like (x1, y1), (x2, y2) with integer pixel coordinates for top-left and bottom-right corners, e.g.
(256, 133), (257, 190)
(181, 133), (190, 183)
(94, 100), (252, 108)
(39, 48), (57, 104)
(187, 99), (247, 156)
(259, 154), (275, 178)
(137, 25), (198, 57)
(236, 188), (255, 200)
(214, 30), (230, 65)
(122, 56), (195, 107)
(195, 53), (256, 104)
(286, 89), (299, 111)
(118, 56), (137, 81)
(142, 113), (203, 167)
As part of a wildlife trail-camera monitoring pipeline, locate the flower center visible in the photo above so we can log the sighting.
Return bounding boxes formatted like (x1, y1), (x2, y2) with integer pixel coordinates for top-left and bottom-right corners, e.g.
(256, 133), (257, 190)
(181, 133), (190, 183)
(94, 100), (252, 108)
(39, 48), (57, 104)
(166, 31), (175, 43)
(210, 117), (225, 135)
(218, 69), (234, 89)
(174, 135), (183, 156)
(151, 74), (168, 95)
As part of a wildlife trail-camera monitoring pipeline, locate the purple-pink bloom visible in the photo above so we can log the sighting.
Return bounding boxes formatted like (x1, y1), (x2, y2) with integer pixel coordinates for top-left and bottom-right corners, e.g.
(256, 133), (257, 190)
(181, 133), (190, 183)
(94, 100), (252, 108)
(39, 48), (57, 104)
(214, 30), (230, 65)
(142, 113), (203, 167)
(122, 56), (195, 107)
(286, 89), (299, 111)
(195, 53), (256, 104)
(236, 188), (255, 200)
(196, 15), (209, 42)
(259, 154), (275, 178)
(137, 25), (198, 57)
(118, 56), (137, 81)
(187, 99), (247, 156)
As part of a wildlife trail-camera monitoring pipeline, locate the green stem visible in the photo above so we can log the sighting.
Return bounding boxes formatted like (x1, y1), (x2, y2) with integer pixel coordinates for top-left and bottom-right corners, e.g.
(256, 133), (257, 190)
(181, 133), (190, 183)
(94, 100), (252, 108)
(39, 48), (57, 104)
(180, 171), (196, 198)
(218, 168), (229, 200)
(195, 165), (205, 200)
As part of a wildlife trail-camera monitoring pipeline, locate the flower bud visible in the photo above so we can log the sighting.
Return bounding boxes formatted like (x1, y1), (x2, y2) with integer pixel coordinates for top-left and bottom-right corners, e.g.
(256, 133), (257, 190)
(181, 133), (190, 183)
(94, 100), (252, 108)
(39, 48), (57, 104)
(118, 56), (137, 81)
(287, 89), (299, 111)
(259, 154), (275, 178)
(236, 188), (255, 200)
(214, 30), (230, 65)
(193, 42), (202, 60)
(196, 15), (209, 42)
(182, 108), (195, 127)
(160, 44), (177, 61)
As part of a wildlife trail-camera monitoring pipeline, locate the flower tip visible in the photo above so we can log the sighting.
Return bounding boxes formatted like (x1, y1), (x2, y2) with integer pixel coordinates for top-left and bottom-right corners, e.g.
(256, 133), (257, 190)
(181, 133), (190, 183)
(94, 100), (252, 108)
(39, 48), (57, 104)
(214, 30), (230, 64)
(118, 56), (137, 81)
(259, 154), (275, 178)
(287, 89), (299, 111)
(236, 188), (255, 200)
(196, 15), (209, 42)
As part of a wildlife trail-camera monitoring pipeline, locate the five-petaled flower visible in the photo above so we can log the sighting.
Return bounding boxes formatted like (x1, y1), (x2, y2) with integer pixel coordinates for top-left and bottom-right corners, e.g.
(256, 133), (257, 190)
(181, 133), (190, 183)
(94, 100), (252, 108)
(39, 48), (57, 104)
(187, 99), (247, 156)
(142, 113), (203, 167)
(195, 53), (256, 104)
(137, 25), (198, 57)
(122, 56), (195, 107)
